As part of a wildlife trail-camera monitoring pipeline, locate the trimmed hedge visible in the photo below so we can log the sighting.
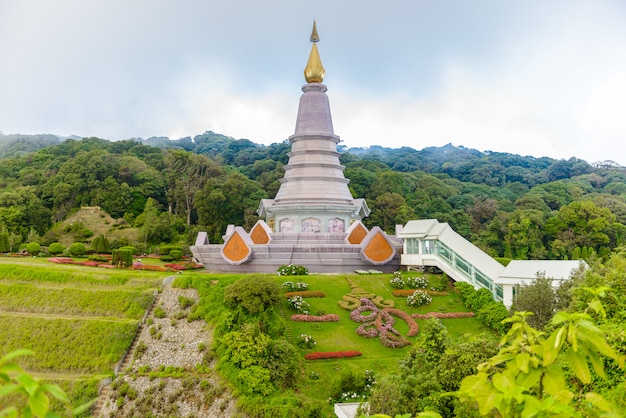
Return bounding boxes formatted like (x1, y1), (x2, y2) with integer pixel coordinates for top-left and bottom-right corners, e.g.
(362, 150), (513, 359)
(68, 242), (86, 257)
(454, 281), (509, 334)
(48, 243), (64, 255)
(112, 248), (133, 268)
(26, 242), (41, 256)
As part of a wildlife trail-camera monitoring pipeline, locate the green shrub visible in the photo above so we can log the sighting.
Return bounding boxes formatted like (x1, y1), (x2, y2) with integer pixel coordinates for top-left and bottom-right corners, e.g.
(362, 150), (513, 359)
(119, 245), (137, 254)
(494, 257), (512, 266)
(91, 234), (110, 254)
(68, 242), (86, 257)
(224, 276), (281, 314)
(158, 245), (182, 255)
(112, 248), (133, 268)
(0, 232), (11, 252)
(238, 366), (274, 396)
(88, 255), (109, 262)
(48, 242), (64, 255)
(476, 302), (509, 334)
(466, 288), (495, 312)
(26, 242), (41, 256)
(169, 250), (183, 260)
(178, 295), (195, 309)
(159, 255), (174, 262)
(154, 307), (166, 318)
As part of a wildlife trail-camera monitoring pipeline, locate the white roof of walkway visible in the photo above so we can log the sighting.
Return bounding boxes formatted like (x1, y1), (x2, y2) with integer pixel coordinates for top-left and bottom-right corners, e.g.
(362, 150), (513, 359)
(399, 219), (506, 280)
(496, 260), (586, 285)
(399, 219), (586, 288)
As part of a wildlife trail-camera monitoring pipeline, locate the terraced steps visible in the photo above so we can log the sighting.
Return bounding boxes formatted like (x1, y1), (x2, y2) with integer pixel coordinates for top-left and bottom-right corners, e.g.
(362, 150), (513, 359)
(92, 284), (164, 417)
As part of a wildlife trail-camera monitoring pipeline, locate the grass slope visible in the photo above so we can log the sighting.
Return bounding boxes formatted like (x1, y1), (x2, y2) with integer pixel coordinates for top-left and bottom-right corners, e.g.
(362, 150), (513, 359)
(46, 206), (139, 248)
(0, 257), (167, 412)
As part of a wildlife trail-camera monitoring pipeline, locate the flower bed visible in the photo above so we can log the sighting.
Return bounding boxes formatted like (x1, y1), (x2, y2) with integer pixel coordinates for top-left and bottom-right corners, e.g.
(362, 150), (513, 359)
(389, 272), (405, 289)
(297, 334), (316, 349)
(411, 312), (476, 320)
(304, 351), (362, 360)
(382, 308), (419, 336)
(350, 300), (379, 323)
(287, 296), (310, 314)
(407, 276), (429, 289)
(406, 289), (432, 307)
(277, 264), (309, 276)
(164, 262), (204, 270)
(285, 290), (326, 298)
(391, 289), (449, 297)
(350, 298), (412, 348)
(290, 314), (340, 322)
(48, 257), (113, 269)
(281, 281), (309, 291)
(130, 264), (172, 272)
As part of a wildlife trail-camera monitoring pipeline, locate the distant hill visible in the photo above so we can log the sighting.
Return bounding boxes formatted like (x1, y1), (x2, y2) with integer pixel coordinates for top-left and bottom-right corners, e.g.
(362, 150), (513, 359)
(0, 134), (61, 158)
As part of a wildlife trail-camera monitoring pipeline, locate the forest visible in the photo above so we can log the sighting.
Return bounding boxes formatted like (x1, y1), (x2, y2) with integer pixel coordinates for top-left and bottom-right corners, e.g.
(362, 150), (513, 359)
(0, 131), (625, 261)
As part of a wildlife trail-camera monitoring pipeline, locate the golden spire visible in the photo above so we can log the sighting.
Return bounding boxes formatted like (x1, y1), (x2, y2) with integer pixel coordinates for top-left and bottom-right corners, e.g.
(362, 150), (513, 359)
(304, 21), (325, 83)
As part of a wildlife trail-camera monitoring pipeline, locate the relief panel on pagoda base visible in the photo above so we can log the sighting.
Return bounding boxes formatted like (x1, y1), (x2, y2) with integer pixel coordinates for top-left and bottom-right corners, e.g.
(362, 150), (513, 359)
(327, 217), (345, 233)
(302, 217), (321, 233)
(280, 218), (296, 233)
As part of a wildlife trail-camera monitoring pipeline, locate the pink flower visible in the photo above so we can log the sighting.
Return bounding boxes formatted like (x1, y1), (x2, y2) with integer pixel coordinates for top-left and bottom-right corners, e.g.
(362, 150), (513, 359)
(290, 314), (340, 322)
(305, 351), (362, 360)
(411, 312), (475, 319)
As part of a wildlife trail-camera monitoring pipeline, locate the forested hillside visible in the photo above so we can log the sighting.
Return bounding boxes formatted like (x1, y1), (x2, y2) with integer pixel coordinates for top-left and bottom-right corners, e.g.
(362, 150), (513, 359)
(1, 132), (625, 260)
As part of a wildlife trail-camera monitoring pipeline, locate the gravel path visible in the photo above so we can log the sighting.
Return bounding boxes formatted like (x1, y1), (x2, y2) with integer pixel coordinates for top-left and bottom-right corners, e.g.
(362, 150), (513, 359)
(99, 280), (237, 417)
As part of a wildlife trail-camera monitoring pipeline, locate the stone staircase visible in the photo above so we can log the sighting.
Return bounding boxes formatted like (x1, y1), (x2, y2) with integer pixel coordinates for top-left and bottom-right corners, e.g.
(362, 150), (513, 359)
(91, 287), (163, 417)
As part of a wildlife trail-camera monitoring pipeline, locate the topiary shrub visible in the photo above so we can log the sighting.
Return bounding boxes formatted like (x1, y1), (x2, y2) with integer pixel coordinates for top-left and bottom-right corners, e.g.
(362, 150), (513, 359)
(118, 245), (137, 255)
(68, 242), (86, 257)
(48, 242), (64, 256)
(159, 255), (174, 262)
(169, 250), (183, 260)
(0, 232), (10, 252)
(26, 242), (41, 256)
(88, 255), (109, 262)
(112, 248), (133, 268)
(158, 245), (183, 255)
(91, 234), (111, 254)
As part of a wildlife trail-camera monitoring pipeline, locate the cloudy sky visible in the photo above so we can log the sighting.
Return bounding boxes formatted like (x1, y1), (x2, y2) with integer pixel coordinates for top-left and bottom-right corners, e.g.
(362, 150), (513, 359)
(1, 0), (625, 164)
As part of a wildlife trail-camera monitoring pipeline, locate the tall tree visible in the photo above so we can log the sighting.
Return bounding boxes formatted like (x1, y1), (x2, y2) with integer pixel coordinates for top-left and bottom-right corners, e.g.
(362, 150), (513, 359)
(164, 150), (221, 226)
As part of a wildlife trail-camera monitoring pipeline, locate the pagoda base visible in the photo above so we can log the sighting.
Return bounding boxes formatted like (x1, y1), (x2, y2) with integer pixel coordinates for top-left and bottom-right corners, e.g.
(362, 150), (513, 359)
(191, 221), (401, 274)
